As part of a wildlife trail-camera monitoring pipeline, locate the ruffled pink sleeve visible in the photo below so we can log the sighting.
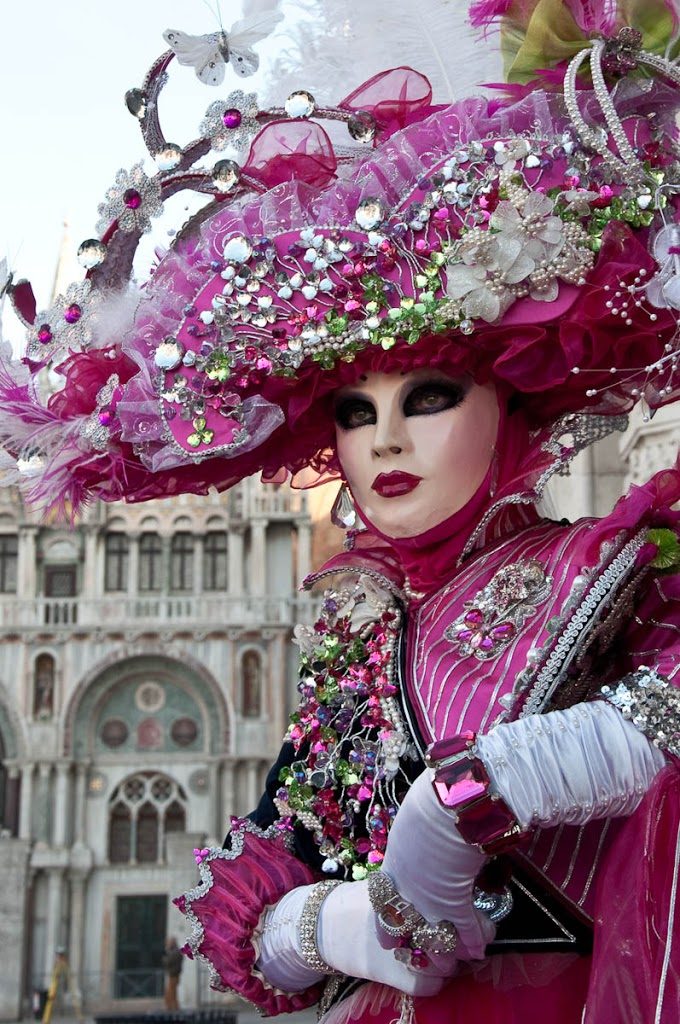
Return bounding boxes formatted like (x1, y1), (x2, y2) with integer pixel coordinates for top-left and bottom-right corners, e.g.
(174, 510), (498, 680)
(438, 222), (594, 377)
(174, 819), (323, 1015)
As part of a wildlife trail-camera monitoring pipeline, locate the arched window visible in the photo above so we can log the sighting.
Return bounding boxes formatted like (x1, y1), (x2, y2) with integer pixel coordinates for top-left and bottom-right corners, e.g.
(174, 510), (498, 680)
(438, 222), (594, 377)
(0, 536), (17, 593)
(170, 533), (194, 591)
(33, 654), (55, 718)
(139, 533), (163, 592)
(105, 533), (129, 592)
(242, 650), (262, 718)
(203, 532), (228, 591)
(107, 772), (186, 865)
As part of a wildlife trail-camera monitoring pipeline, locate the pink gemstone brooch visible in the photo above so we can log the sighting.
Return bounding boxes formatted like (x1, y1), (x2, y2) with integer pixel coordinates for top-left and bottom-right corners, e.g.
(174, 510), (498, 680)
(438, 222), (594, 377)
(445, 559), (552, 661)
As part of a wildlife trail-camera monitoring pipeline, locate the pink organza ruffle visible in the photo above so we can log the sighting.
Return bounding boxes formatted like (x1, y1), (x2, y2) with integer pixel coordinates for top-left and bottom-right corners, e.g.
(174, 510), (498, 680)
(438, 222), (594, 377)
(585, 762), (680, 1024)
(177, 823), (322, 1016)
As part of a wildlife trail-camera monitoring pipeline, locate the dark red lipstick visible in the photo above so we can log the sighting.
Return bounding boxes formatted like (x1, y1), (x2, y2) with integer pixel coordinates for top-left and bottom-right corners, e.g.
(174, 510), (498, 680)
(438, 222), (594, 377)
(371, 471), (422, 498)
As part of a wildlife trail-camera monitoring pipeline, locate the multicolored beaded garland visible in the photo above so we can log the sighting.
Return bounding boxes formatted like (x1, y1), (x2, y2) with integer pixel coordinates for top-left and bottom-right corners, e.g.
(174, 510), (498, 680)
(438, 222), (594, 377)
(274, 580), (417, 879)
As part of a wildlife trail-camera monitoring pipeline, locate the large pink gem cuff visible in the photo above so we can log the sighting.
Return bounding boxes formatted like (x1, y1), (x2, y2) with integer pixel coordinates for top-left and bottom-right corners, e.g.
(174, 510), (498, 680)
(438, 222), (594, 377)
(426, 731), (524, 855)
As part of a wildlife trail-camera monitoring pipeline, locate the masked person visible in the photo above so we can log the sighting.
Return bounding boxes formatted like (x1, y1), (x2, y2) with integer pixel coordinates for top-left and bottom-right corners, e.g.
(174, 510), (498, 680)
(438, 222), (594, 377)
(2, 3), (680, 1022)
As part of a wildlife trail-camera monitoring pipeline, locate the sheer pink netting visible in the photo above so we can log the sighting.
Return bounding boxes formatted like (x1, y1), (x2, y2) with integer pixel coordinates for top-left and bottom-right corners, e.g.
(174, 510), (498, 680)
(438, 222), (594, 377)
(584, 763), (680, 1024)
(245, 120), (338, 190)
(339, 67), (440, 138)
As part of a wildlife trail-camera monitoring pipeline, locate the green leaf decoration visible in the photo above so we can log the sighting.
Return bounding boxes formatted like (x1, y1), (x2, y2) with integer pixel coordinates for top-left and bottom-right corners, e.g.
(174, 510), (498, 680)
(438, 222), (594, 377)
(647, 528), (680, 572)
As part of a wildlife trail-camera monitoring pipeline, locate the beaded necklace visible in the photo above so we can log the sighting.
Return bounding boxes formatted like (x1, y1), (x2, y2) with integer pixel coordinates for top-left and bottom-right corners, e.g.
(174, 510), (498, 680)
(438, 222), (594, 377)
(274, 577), (418, 879)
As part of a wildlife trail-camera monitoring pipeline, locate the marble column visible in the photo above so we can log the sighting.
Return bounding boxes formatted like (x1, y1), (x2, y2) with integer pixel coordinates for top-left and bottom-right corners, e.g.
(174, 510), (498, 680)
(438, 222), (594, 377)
(297, 521), (312, 584)
(53, 762), (70, 848)
(17, 525), (38, 600)
(18, 761), (34, 840)
(73, 762), (88, 845)
(245, 759), (259, 814)
(250, 521), (267, 597)
(228, 527), (244, 595)
(82, 527), (100, 600)
(4, 763), (21, 835)
(44, 868), (64, 978)
(68, 874), (86, 1001)
(220, 758), (236, 827)
(37, 763), (52, 844)
(208, 759), (220, 842)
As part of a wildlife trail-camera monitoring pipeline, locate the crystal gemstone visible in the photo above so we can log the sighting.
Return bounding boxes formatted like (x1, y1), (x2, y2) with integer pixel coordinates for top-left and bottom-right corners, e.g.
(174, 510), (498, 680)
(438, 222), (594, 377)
(64, 304), (82, 324)
(348, 110), (377, 144)
(38, 325), (53, 344)
(125, 88), (147, 119)
(123, 188), (142, 210)
(77, 238), (107, 269)
(155, 144), (183, 171)
(355, 198), (388, 231)
(222, 108), (242, 129)
(212, 159), (241, 193)
(224, 235), (253, 264)
(285, 90), (316, 118)
(154, 338), (185, 371)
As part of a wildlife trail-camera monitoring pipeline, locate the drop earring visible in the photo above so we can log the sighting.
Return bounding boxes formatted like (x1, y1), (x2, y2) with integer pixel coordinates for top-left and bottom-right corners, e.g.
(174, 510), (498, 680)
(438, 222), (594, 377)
(331, 482), (357, 529)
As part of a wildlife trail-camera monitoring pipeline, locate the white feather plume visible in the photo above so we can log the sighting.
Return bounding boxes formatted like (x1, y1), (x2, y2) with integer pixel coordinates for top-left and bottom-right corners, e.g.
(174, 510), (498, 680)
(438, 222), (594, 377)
(264, 0), (502, 105)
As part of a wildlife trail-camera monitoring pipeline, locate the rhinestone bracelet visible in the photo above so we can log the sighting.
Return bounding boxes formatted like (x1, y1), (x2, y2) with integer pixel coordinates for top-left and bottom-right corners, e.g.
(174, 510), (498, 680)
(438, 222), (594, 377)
(367, 872), (458, 955)
(297, 880), (343, 975)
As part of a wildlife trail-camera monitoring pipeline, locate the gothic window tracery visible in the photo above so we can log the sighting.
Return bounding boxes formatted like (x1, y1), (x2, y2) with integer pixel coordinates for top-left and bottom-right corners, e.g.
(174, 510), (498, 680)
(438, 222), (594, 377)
(108, 771), (186, 864)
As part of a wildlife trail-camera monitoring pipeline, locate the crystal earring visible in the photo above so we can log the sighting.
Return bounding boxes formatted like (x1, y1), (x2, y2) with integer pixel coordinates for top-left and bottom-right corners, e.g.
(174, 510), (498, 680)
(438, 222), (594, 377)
(331, 482), (357, 529)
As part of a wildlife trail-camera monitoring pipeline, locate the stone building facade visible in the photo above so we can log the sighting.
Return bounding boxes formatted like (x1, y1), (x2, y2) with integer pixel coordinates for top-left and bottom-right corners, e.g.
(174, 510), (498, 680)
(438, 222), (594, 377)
(0, 479), (315, 1018)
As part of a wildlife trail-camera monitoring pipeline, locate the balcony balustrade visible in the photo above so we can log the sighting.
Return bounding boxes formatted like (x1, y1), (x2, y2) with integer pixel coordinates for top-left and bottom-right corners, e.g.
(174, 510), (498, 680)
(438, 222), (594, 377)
(0, 593), (320, 631)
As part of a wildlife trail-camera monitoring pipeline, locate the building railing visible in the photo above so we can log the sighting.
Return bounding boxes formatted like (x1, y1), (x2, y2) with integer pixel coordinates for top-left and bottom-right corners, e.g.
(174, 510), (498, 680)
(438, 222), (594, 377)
(0, 594), (323, 630)
(30, 967), (237, 1012)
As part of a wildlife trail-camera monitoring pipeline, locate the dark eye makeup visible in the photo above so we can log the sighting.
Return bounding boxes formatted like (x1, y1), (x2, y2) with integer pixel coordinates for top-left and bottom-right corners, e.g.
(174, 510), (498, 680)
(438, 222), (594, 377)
(402, 379), (467, 416)
(334, 378), (468, 430)
(334, 397), (376, 430)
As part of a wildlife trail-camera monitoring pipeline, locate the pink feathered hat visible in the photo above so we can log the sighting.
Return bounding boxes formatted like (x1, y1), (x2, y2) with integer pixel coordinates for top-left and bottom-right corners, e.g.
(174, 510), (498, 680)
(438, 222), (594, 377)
(3, 8), (680, 514)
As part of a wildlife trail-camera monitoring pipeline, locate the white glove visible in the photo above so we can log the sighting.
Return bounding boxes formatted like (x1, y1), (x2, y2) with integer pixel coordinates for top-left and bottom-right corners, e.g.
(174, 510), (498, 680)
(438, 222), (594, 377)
(380, 769), (496, 961)
(257, 879), (453, 996)
(476, 700), (665, 829)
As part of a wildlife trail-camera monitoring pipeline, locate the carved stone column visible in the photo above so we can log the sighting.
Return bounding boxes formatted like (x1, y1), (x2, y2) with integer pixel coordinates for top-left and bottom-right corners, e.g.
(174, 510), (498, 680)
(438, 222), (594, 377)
(297, 521), (312, 585)
(250, 521), (267, 597)
(18, 762), (34, 840)
(228, 526), (244, 595)
(73, 762), (88, 845)
(53, 762), (71, 848)
(44, 868), (65, 978)
(17, 524), (38, 598)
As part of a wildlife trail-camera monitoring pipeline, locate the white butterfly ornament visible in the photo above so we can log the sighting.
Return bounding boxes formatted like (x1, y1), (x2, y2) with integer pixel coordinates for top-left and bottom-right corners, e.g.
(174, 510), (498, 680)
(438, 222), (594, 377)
(163, 10), (283, 86)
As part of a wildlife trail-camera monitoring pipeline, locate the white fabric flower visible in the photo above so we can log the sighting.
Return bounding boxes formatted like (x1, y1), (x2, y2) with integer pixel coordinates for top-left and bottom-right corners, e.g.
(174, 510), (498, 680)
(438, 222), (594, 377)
(493, 138), (531, 168)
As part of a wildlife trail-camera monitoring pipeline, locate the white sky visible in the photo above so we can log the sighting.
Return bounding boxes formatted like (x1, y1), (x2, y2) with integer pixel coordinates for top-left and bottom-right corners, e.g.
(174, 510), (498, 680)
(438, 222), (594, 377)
(0, 0), (285, 345)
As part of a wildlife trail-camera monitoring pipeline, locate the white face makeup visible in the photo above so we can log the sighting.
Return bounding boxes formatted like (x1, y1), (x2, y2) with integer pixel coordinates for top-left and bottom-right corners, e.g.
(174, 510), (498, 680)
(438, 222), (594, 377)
(334, 370), (499, 539)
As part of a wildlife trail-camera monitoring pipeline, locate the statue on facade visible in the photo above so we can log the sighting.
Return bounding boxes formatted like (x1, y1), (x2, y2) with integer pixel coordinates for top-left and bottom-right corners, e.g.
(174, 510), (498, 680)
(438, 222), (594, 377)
(1, 2), (679, 1021)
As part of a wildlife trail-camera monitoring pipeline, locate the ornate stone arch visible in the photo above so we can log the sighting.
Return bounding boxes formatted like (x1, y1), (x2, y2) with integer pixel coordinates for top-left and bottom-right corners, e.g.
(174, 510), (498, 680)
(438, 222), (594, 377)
(63, 646), (233, 757)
